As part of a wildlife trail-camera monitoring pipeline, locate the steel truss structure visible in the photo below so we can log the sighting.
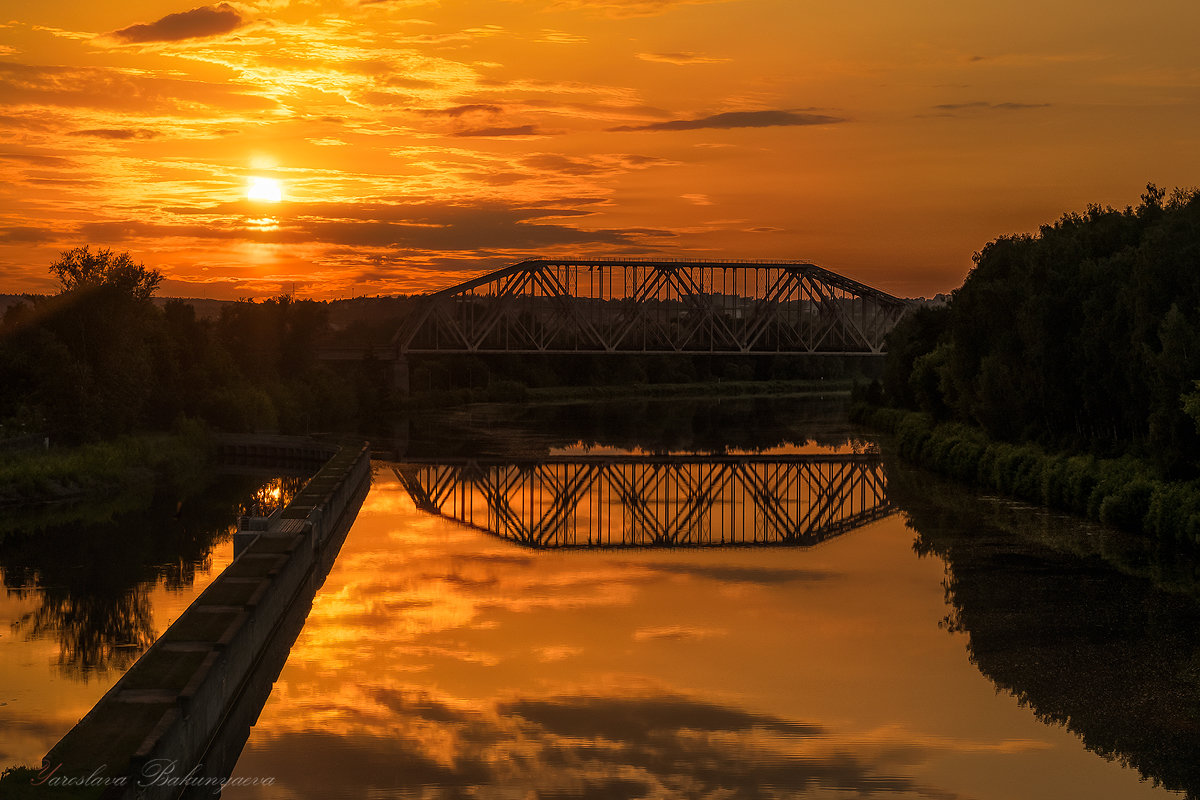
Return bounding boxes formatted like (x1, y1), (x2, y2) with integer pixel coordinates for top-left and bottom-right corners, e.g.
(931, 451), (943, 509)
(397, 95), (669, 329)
(394, 258), (909, 355)
(392, 454), (892, 548)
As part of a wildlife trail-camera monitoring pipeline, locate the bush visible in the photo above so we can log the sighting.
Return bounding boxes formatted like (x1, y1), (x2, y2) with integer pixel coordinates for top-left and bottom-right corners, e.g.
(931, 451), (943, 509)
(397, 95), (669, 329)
(1143, 481), (1200, 542)
(1099, 478), (1155, 531)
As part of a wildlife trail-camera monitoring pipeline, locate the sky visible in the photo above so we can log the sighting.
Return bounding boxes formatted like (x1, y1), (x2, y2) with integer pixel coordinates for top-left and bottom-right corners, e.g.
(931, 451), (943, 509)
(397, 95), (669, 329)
(1, 0), (1198, 299)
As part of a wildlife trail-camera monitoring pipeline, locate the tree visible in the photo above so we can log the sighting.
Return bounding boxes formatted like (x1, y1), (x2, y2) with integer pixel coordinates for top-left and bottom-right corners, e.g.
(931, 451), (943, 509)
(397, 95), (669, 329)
(50, 246), (162, 301)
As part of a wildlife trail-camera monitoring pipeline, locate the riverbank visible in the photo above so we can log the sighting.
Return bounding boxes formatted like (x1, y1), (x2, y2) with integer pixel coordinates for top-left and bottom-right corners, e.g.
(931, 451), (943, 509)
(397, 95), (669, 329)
(0, 428), (212, 526)
(402, 377), (858, 409)
(526, 377), (856, 403)
(852, 404), (1200, 544)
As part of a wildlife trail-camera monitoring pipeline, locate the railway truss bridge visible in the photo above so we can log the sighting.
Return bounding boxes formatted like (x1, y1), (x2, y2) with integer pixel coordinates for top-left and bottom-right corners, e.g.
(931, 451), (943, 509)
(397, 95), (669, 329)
(321, 258), (911, 391)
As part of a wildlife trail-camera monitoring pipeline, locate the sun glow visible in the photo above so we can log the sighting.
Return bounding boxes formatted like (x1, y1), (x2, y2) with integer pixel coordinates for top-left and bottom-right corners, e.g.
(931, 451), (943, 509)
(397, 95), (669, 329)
(247, 176), (283, 203)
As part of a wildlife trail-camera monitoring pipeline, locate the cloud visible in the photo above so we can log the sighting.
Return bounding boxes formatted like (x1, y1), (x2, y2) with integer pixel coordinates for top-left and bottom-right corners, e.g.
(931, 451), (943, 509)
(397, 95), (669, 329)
(231, 687), (965, 800)
(637, 51), (730, 65)
(76, 200), (674, 251)
(633, 625), (725, 641)
(610, 109), (843, 132)
(451, 124), (544, 137)
(539, 30), (588, 45)
(0, 114), (56, 132)
(930, 101), (1052, 115)
(0, 226), (58, 243)
(549, 0), (739, 18)
(67, 128), (161, 140)
(0, 150), (77, 168)
(634, 562), (839, 584)
(534, 644), (582, 661)
(109, 3), (245, 43)
(499, 693), (824, 742)
(0, 62), (277, 113)
(521, 153), (607, 175)
(423, 103), (504, 117)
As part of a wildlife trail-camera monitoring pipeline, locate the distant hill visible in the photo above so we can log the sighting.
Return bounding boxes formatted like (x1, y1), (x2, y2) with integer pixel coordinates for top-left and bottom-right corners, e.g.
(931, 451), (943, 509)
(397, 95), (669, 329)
(0, 293), (41, 310)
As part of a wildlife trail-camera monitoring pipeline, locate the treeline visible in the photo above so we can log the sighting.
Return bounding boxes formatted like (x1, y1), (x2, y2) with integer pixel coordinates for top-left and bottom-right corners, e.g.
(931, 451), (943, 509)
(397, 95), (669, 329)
(876, 184), (1200, 539)
(0, 247), (871, 444)
(410, 352), (873, 399)
(0, 247), (393, 442)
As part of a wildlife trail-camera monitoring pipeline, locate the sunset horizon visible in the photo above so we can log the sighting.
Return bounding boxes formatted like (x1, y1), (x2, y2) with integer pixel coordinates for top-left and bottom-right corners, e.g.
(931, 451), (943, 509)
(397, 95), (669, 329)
(3, 1), (1198, 300)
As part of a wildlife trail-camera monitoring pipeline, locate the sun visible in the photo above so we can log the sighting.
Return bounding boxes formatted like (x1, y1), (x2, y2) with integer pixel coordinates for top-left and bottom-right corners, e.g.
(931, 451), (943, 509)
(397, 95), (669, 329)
(247, 176), (283, 203)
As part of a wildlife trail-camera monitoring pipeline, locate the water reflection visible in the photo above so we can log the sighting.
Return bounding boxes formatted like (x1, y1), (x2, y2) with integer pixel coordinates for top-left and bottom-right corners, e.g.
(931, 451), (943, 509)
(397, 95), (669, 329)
(890, 465), (1200, 799)
(236, 688), (947, 800)
(230, 469), (1177, 800)
(401, 395), (871, 459)
(1, 475), (304, 679)
(393, 455), (892, 548)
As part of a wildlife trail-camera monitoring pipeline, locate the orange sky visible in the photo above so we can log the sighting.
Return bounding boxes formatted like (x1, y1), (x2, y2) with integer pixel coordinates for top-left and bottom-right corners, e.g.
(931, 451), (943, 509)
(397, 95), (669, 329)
(1, 0), (1199, 299)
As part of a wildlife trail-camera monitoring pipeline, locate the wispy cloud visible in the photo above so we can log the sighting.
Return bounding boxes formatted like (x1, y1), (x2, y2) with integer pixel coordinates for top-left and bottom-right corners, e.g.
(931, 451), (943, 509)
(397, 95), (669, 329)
(637, 51), (729, 65)
(0, 226), (58, 243)
(0, 63), (277, 113)
(451, 124), (545, 137)
(610, 109), (843, 132)
(422, 103), (504, 117)
(538, 29), (588, 45)
(633, 625), (726, 641)
(549, 0), (740, 18)
(67, 128), (161, 140)
(930, 101), (1051, 115)
(76, 199), (672, 252)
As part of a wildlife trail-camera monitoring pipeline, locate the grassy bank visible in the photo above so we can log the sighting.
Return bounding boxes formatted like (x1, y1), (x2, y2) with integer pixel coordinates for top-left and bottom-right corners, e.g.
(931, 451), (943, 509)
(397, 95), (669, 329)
(0, 426), (213, 512)
(853, 404), (1200, 544)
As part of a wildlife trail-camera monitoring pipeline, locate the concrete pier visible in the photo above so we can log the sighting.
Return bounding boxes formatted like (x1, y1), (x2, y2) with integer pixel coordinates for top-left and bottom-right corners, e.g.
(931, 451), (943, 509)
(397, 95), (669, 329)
(41, 436), (371, 799)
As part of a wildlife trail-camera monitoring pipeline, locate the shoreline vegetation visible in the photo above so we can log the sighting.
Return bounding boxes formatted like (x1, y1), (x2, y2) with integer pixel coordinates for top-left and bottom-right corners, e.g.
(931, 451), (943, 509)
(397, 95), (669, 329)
(853, 404), (1200, 543)
(867, 183), (1200, 544)
(0, 427), (213, 537)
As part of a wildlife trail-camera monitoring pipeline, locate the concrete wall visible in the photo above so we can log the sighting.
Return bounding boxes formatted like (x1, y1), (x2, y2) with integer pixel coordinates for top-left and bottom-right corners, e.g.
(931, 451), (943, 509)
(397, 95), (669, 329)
(43, 436), (371, 800)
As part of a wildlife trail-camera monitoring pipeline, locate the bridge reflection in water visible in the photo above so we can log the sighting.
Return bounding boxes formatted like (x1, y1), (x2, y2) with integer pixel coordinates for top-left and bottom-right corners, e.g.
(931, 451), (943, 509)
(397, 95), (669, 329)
(393, 453), (892, 548)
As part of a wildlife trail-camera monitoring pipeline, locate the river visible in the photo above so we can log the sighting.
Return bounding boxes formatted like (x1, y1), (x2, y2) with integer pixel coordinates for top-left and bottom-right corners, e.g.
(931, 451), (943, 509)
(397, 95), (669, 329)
(232, 398), (1196, 800)
(3, 398), (1197, 799)
(0, 472), (303, 772)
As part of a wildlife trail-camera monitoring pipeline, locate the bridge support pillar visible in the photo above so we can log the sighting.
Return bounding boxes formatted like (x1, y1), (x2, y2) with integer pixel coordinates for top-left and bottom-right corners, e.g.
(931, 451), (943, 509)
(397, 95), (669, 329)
(392, 354), (410, 398)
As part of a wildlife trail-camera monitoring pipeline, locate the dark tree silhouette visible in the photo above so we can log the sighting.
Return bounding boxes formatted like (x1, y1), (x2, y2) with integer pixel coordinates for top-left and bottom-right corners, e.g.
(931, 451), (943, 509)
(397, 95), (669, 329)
(50, 246), (162, 301)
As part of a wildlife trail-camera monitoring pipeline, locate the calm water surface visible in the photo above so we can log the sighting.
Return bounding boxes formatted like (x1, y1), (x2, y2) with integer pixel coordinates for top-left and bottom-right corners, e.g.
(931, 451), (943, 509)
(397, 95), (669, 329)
(222, 399), (1194, 800)
(0, 473), (300, 770)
